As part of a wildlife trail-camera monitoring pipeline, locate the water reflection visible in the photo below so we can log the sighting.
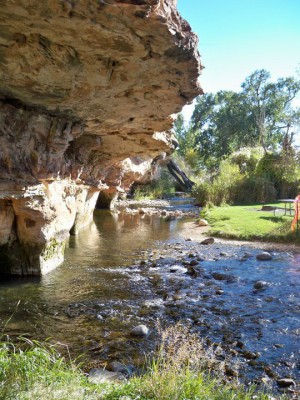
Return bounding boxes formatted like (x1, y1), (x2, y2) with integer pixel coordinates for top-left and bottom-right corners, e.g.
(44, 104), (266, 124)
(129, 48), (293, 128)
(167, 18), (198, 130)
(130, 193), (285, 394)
(0, 210), (184, 354)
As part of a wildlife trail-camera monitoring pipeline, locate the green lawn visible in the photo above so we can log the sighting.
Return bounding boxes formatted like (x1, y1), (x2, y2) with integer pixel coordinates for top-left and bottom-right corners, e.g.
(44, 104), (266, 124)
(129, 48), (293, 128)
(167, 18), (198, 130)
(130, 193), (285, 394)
(202, 203), (299, 243)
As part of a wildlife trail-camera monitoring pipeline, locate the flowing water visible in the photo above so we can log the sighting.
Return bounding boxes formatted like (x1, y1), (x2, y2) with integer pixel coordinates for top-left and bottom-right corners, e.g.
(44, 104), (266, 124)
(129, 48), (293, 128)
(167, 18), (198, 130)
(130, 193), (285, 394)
(0, 207), (299, 392)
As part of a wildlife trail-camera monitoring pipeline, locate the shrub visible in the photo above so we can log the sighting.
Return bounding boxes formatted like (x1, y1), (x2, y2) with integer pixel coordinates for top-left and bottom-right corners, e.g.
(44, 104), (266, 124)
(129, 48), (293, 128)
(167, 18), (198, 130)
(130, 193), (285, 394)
(235, 176), (276, 204)
(192, 160), (244, 206)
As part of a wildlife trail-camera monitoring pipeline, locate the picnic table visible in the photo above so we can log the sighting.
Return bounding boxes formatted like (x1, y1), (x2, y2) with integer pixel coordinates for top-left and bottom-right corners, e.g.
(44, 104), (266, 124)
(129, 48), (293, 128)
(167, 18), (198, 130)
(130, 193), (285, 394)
(274, 199), (295, 216)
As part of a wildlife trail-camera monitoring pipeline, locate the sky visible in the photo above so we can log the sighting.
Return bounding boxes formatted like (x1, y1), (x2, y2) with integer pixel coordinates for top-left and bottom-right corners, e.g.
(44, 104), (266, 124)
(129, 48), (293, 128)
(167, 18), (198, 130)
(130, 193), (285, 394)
(177, 0), (300, 120)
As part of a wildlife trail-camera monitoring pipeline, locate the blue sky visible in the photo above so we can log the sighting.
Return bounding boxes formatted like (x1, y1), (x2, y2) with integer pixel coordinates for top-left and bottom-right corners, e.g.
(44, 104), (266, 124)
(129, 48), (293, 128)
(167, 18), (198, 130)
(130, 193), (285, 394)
(177, 0), (300, 119)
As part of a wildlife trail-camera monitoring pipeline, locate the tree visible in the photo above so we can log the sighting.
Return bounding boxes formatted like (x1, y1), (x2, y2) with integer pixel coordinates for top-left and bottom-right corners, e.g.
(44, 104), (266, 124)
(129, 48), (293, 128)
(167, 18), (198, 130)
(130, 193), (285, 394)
(241, 70), (300, 151)
(188, 70), (300, 169)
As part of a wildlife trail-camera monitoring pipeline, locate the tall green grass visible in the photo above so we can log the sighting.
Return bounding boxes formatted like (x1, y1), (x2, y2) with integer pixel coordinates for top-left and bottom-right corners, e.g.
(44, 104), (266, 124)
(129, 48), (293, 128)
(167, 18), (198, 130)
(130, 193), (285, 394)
(0, 337), (103, 400)
(0, 325), (278, 400)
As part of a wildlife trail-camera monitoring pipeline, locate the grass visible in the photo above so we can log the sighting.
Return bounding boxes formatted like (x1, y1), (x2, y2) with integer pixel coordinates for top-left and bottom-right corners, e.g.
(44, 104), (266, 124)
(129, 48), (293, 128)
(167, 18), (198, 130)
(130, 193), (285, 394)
(0, 325), (278, 400)
(0, 337), (102, 400)
(202, 203), (299, 242)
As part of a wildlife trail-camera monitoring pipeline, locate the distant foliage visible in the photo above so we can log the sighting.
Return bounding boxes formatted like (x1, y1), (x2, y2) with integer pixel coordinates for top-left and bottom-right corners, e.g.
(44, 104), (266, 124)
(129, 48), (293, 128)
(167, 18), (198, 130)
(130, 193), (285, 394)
(134, 167), (176, 199)
(173, 69), (300, 205)
(191, 147), (299, 205)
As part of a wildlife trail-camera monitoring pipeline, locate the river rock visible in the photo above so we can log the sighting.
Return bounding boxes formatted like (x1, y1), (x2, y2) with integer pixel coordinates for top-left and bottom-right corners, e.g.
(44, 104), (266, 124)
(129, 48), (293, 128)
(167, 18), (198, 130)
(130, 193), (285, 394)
(200, 238), (215, 245)
(130, 325), (149, 337)
(212, 272), (237, 282)
(106, 361), (134, 377)
(241, 350), (260, 360)
(219, 252), (228, 257)
(186, 265), (199, 277)
(277, 378), (296, 387)
(225, 365), (238, 377)
(198, 219), (209, 226)
(173, 294), (182, 301)
(253, 280), (269, 290)
(256, 252), (273, 261)
(88, 368), (126, 384)
(169, 265), (187, 273)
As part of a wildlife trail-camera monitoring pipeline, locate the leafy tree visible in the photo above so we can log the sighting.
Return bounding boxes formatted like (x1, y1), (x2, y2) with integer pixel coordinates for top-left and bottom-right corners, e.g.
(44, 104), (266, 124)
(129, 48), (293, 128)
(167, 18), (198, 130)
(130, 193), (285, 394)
(188, 70), (300, 168)
(241, 70), (300, 151)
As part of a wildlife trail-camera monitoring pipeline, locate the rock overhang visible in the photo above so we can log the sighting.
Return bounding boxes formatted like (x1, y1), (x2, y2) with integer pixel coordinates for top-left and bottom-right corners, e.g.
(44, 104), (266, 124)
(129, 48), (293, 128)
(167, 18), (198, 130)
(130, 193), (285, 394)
(0, 0), (202, 131)
(0, 0), (203, 274)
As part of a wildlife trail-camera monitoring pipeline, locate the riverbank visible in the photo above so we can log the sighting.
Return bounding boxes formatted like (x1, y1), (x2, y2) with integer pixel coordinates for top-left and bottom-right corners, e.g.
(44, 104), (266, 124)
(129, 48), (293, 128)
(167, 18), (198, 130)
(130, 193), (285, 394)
(0, 334), (278, 400)
(179, 220), (300, 252)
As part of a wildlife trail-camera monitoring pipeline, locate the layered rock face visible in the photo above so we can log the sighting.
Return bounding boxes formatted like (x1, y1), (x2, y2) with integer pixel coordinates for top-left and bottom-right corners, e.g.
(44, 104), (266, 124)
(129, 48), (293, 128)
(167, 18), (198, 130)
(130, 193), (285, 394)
(0, 0), (202, 275)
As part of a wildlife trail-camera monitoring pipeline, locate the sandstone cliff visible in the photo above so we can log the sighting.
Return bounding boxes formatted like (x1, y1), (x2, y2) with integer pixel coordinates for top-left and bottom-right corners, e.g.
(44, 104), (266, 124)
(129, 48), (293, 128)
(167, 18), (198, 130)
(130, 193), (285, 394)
(0, 0), (202, 275)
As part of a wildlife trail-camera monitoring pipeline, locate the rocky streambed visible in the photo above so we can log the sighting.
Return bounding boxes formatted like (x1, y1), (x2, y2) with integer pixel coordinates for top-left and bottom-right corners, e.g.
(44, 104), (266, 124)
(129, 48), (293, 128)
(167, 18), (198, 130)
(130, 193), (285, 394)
(0, 203), (299, 398)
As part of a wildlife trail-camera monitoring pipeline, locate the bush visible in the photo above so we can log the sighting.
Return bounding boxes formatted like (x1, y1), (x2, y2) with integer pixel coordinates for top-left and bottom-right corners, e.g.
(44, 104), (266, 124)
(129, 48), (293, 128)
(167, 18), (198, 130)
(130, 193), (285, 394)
(255, 151), (300, 198)
(192, 160), (244, 206)
(235, 176), (276, 204)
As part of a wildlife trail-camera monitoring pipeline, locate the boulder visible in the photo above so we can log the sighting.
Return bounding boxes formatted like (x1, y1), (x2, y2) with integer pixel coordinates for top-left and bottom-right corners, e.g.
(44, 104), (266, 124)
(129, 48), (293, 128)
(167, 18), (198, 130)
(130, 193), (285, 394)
(198, 219), (209, 226)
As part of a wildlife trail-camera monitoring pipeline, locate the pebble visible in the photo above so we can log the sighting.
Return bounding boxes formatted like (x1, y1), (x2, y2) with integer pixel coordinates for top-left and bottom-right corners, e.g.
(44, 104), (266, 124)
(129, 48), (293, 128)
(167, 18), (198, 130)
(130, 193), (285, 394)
(256, 252), (273, 261)
(130, 325), (149, 337)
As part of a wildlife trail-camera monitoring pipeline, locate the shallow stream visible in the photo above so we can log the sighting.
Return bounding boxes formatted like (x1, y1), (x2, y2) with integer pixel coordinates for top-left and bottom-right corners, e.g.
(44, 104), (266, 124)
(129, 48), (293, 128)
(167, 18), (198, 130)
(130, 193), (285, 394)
(0, 207), (299, 395)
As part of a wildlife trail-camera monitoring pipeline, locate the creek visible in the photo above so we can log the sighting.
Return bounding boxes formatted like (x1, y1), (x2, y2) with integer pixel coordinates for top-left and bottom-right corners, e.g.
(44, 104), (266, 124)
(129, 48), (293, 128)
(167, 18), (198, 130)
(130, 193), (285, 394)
(0, 204), (299, 395)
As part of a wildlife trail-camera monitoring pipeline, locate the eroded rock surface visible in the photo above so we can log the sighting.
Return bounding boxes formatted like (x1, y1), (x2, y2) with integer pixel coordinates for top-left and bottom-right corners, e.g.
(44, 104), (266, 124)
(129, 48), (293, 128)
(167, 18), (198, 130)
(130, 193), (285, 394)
(0, 0), (202, 274)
